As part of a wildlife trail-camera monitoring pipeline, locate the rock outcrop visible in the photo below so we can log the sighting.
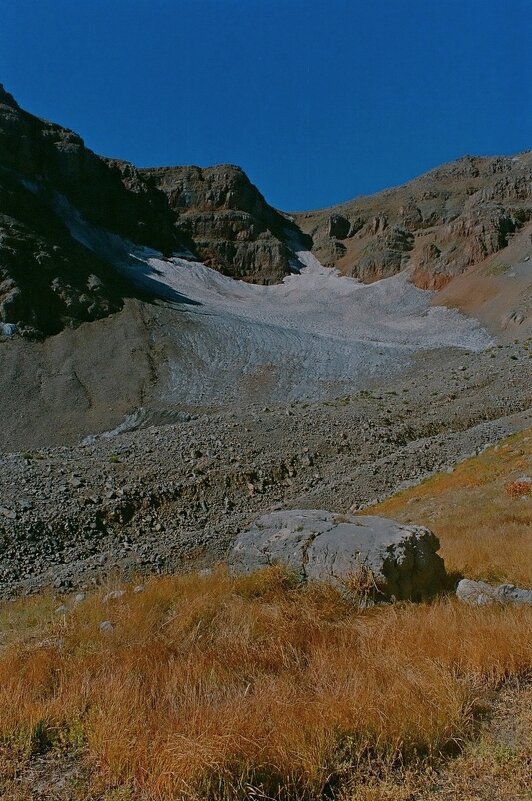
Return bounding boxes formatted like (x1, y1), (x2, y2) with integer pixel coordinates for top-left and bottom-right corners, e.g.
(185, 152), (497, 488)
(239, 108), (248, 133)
(456, 578), (532, 606)
(295, 153), (532, 287)
(228, 509), (446, 601)
(140, 164), (306, 284)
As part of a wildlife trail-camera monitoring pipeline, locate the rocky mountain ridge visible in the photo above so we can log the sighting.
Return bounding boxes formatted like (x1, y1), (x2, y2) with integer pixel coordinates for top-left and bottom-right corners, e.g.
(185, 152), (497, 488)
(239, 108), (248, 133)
(1, 84), (530, 338)
(294, 152), (532, 287)
(0, 85), (300, 337)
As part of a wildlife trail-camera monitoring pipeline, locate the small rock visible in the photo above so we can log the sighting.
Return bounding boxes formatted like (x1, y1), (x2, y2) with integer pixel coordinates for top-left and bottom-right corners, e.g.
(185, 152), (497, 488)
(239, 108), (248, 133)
(102, 589), (125, 603)
(0, 323), (17, 337)
(73, 592), (85, 604)
(54, 604), (68, 615)
(0, 506), (17, 520)
(99, 620), (114, 633)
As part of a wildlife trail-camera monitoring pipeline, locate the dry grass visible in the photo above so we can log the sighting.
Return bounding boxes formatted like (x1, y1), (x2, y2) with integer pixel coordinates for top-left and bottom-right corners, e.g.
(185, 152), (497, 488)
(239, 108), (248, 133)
(1, 430), (531, 800)
(0, 568), (531, 800)
(365, 430), (532, 586)
(342, 681), (532, 801)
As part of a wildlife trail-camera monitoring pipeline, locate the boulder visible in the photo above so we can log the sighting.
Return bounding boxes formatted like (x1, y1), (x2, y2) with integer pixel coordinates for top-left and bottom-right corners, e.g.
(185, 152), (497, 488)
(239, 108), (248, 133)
(228, 509), (446, 601)
(456, 578), (532, 606)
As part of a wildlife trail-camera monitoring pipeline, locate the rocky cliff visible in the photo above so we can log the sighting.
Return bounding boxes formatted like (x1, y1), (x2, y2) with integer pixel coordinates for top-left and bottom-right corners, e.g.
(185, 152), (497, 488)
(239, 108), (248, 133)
(295, 153), (532, 288)
(0, 84), (188, 337)
(141, 165), (305, 284)
(0, 86), (303, 337)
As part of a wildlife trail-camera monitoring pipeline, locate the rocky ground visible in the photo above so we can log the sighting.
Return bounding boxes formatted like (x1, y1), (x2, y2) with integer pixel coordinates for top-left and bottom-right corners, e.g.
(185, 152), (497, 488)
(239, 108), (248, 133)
(0, 341), (529, 598)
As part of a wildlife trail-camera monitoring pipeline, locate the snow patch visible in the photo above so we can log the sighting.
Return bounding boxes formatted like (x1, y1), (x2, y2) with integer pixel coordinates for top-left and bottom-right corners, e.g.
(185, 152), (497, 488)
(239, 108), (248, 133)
(56, 195), (493, 405)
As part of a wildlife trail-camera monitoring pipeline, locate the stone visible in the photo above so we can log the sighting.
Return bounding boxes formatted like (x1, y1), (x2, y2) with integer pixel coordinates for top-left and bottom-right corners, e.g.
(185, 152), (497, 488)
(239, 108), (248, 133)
(99, 620), (114, 633)
(102, 589), (126, 603)
(228, 509), (446, 601)
(456, 578), (532, 606)
(73, 592), (85, 604)
(0, 506), (16, 520)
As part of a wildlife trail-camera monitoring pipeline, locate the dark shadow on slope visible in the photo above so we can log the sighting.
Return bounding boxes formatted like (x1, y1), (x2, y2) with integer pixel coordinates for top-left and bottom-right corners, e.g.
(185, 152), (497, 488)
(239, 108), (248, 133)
(120, 255), (202, 307)
(0, 170), (201, 339)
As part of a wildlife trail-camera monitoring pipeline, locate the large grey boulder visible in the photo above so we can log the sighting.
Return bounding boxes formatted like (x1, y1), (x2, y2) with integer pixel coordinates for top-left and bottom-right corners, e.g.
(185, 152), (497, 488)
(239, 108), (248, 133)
(456, 579), (532, 606)
(229, 510), (446, 601)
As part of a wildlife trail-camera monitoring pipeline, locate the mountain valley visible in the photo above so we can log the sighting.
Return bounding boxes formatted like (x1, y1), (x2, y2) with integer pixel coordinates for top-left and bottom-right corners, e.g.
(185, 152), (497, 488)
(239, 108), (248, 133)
(0, 84), (530, 596)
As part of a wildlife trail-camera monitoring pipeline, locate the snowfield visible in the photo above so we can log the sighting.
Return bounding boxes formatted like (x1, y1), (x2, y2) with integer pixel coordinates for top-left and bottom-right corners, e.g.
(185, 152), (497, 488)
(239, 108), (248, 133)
(119, 245), (492, 404)
(60, 198), (493, 405)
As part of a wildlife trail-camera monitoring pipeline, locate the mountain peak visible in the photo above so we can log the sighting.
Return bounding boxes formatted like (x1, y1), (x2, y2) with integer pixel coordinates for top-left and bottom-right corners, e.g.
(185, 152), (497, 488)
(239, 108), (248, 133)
(0, 83), (19, 109)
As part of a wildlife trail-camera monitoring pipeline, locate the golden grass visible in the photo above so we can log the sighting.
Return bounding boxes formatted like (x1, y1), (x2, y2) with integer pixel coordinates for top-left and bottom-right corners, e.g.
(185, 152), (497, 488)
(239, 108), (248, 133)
(342, 682), (532, 801)
(365, 430), (532, 585)
(0, 569), (531, 800)
(1, 430), (531, 799)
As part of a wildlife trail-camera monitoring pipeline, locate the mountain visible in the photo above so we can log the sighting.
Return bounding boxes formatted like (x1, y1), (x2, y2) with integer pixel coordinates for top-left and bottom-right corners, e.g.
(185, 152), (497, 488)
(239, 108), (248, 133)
(1, 84), (531, 340)
(294, 152), (532, 288)
(0, 84), (302, 337)
(0, 85), (530, 451)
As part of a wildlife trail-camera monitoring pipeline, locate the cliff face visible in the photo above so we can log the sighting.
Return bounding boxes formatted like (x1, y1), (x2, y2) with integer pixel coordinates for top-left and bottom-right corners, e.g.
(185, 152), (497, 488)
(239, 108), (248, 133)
(0, 86), (302, 337)
(295, 153), (532, 288)
(140, 165), (305, 284)
(0, 84), (186, 337)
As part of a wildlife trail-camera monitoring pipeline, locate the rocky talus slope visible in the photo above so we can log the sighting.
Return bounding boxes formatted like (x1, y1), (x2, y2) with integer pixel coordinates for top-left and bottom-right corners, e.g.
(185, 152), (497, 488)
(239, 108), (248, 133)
(0, 342), (529, 597)
(294, 152), (532, 288)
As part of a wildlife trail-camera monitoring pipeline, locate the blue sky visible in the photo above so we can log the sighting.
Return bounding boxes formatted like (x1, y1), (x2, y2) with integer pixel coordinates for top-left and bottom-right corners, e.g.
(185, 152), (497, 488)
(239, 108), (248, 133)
(1, 0), (530, 210)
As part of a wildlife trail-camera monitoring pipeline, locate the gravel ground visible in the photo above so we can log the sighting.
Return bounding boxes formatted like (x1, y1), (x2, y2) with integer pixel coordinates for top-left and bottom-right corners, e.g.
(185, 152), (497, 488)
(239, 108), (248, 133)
(0, 341), (530, 598)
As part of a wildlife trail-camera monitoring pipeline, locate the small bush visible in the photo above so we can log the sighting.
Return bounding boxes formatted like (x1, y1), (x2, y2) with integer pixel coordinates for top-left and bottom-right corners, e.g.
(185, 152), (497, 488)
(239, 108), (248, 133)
(505, 481), (531, 498)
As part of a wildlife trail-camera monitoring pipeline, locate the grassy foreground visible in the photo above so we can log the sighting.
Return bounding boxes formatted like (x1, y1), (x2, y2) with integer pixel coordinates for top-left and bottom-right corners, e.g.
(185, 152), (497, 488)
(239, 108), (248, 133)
(0, 431), (530, 801)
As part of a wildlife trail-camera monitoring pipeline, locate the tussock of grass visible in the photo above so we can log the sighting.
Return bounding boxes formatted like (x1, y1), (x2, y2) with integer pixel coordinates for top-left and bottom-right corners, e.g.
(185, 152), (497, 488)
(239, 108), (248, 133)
(366, 430), (532, 585)
(0, 569), (531, 800)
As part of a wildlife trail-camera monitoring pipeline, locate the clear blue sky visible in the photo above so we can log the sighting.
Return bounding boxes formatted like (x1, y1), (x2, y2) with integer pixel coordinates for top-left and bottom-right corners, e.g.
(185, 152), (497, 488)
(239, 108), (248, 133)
(1, 0), (530, 211)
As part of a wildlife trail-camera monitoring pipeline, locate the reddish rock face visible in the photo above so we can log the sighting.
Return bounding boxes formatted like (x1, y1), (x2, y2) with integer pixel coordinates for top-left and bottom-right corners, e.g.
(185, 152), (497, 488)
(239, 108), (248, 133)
(295, 153), (532, 287)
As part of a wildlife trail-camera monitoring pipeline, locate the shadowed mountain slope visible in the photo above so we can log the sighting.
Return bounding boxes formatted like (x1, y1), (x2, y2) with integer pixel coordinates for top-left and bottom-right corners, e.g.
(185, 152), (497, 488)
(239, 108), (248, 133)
(0, 85), (302, 337)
